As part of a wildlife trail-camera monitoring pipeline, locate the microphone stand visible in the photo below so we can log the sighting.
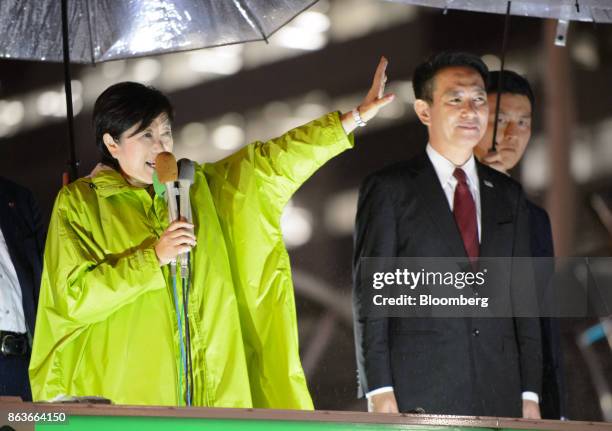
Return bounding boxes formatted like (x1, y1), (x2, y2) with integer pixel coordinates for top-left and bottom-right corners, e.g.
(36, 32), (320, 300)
(155, 155), (192, 406)
(178, 160), (195, 406)
(157, 157), (196, 406)
(165, 181), (190, 406)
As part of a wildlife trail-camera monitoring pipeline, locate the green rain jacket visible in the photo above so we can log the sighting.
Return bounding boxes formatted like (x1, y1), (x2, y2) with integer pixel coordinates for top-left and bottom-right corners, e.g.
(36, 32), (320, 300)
(30, 112), (353, 408)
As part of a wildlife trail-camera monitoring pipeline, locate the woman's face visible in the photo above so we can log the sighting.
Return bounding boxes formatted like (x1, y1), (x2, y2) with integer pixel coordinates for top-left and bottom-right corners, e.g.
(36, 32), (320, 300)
(103, 113), (173, 186)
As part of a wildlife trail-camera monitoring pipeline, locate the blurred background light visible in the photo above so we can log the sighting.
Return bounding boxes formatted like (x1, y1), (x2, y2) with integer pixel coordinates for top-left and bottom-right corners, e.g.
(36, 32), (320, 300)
(282, 200), (313, 248)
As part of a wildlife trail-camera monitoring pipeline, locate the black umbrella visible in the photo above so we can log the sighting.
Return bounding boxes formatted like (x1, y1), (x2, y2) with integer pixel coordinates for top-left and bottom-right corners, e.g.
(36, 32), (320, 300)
(387, 0), (612, 150)
(0, 0), (319, 180)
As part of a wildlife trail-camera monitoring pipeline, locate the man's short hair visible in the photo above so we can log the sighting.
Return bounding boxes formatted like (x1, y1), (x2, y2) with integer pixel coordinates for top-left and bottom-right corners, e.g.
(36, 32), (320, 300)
(487, 70), (535, 111)
(412, 52), (489, 103)
(93, 82), (174, 169)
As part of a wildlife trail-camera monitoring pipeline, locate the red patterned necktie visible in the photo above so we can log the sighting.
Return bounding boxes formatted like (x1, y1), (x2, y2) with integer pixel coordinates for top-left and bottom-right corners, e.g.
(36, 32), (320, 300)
(453, 168), (479, 260)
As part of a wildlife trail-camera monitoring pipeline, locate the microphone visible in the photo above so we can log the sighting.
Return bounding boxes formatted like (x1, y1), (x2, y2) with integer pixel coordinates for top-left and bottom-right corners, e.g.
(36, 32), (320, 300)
(177, 158), (195, 272)
(177, 158), (195, 224)
(155, 152), (179, 225)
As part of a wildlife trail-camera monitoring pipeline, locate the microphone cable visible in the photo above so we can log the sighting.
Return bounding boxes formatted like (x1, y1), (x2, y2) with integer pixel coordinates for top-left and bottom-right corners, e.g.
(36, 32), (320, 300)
(181, 259), (193, 406)
(171, 262), (189, 406)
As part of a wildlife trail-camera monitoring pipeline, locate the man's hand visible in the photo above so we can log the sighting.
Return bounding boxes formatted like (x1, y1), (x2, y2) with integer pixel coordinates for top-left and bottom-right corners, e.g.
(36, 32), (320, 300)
(341, 56), (395, 134)
(154, 220), (196, 266)
(368, 391), (399, 413)
(522, 399), (541, 419)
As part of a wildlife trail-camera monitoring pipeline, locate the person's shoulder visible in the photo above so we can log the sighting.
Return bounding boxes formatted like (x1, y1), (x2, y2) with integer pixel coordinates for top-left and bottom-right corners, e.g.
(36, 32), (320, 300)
(366, 161), (409, 182)
(363, 153), (427, 187)
(526, 199), (546, 214)
(63, 177), (95, 194)
(0, 176), (20, 190)
(359, 163), (407, 198)
(526, 199), (551, 225)
(477, 161), (523, 193)
(53, 177), (97, 211)
(0, 176), (34, 198)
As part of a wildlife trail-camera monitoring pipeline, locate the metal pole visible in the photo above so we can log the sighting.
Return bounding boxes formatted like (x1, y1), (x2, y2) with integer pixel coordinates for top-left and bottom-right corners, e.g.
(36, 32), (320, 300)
(543, 20), (576, 257)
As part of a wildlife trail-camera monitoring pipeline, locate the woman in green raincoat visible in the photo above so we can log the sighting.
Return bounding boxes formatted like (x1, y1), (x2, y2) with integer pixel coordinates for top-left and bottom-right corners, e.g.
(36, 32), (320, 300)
(29, 58), (394, 408)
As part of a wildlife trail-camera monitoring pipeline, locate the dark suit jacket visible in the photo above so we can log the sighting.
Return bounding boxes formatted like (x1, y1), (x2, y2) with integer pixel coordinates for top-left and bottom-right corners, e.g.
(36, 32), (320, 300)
(0, 177), (45, 341)
(528, 201), (565, 419)
(352, 153), (542, 417)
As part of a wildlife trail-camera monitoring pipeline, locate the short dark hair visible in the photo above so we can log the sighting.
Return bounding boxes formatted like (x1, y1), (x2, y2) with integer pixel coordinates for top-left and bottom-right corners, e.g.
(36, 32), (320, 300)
(93, 82), (174, 169)
(412, 52), (489, 102)
(487, 70), (535, 111)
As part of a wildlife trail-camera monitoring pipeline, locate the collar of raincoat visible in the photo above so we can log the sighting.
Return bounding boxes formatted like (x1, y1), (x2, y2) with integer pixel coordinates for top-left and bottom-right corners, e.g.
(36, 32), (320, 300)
(88, 163), (149, 198)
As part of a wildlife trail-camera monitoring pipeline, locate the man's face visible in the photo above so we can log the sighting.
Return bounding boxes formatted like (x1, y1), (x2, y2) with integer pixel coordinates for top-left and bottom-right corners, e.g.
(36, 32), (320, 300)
(424, 66), (489, 155)
(104, 113), (174, 186)
(476, 92), (532, 170)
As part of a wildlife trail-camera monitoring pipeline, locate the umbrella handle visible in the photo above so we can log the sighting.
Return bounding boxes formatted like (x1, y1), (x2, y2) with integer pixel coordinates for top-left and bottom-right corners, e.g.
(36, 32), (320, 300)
(61, 0), (79, 181)
(490, 1), (512, 152)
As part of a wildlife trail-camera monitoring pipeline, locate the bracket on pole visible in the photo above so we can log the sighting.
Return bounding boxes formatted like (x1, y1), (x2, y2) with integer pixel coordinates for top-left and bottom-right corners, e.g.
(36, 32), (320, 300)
(555, 19), (570, 47)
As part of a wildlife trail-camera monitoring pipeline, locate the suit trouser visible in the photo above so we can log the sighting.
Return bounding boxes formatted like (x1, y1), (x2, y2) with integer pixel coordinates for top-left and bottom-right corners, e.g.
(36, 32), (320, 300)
(0, 352), (32, 401)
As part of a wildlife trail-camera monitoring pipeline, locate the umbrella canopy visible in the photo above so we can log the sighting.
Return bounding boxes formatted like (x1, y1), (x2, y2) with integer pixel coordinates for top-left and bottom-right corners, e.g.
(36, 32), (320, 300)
(387, 0), (612, 23)
(0, 0), (319, 180)
(387, 0), (612, 152)
(0, 0), (319, 63)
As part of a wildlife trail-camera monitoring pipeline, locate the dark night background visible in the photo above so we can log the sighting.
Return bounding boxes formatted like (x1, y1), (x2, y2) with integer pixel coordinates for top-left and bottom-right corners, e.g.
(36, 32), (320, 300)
(1, 0), (611, 420)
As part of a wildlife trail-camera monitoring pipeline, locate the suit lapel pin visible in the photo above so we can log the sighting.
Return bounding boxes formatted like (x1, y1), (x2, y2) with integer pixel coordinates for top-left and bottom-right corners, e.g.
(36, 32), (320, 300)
(484, 180), (494, 188)
(8, 201), (15, 208)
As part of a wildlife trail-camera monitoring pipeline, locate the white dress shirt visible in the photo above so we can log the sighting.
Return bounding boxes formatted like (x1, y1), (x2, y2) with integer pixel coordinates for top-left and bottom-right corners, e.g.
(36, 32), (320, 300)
(0, 225), (27, 333)
(365, 145), (538, 405)
(425, 144), (481, 240)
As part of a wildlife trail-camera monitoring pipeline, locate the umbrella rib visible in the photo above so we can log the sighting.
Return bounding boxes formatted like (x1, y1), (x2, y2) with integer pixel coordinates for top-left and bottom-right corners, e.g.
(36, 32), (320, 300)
(85, 0), (96, 64)
(261, 1), (320, 41)
(232, 0), (269, 43)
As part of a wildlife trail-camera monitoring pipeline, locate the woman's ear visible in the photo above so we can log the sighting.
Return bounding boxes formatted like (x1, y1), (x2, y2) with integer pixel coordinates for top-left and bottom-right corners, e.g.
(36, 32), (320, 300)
(413, 99), (431, 127)
(102, 133), (119, 159)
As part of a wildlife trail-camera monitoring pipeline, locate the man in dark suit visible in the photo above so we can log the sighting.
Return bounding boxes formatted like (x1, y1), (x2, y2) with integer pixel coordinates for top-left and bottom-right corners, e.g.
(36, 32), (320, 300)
(475, 70), (565, 419)
(0, 177), (45, 401)
(353, 52), (542, 418)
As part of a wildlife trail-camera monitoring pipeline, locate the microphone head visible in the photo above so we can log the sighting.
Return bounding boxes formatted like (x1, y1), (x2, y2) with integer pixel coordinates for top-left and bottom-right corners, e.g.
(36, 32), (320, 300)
(155, 152), (178, 182)
(178, 158), (196, 183)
